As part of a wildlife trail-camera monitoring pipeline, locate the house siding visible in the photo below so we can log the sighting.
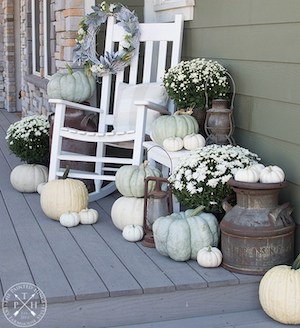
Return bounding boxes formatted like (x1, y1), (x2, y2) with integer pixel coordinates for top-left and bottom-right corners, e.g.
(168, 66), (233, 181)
(183, 0), (300, 253)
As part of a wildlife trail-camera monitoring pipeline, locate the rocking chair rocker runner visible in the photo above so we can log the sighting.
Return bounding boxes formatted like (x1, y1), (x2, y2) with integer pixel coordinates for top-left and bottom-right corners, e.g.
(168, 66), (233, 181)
(48, 15), (184, 201)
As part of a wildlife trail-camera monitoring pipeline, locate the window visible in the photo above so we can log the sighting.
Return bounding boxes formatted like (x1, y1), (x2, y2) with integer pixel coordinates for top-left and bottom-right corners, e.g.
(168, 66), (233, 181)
(31, 0), (52, 77)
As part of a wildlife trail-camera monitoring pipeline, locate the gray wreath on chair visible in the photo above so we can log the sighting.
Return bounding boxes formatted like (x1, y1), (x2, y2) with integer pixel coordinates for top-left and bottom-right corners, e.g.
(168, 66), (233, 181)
(73, 1), (140, 80)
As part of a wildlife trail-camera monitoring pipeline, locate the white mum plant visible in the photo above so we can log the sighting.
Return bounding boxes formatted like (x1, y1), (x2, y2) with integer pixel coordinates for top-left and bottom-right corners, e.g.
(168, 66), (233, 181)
(169, 144), (260, 213)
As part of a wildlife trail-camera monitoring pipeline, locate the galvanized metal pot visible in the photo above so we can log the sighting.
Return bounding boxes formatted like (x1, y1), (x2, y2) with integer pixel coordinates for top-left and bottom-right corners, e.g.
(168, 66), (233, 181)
(220, 179), (295, 275)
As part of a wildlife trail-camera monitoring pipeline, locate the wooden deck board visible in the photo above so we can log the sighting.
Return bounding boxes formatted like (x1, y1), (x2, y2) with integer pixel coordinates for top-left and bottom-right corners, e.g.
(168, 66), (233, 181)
(24, 193), (110, 301)
(68, 221), (143, 297)
(93, 203), (176, 294)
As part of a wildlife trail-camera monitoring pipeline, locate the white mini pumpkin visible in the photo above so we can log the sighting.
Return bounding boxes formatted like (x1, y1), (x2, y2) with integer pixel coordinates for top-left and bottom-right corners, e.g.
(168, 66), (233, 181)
(59, 212), (80, 228)
(111, 197), (144, 230)
(79, 208), (98, 225)
(183, 133), (206, 150)
(122, 224), (144, 242)
(197, 246), (223, 268)
(163, 136), (184, 152)
(259, 165), (285, 183)
(234, 166), (260, 183)
(250, 163), (265, 175)
(10, 164), (48, 193)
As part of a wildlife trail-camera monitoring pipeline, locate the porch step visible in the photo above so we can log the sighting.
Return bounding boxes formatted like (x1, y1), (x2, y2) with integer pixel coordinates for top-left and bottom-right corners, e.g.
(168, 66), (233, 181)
(117, 309), (293, 328)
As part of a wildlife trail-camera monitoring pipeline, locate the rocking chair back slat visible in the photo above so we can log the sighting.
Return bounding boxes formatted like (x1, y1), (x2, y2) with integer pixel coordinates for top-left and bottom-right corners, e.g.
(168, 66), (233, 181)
(48, 14), (184, 201)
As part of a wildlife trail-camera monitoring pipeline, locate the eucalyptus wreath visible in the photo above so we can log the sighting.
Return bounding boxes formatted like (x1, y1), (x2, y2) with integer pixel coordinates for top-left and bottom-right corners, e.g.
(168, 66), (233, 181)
(73, 1), (140, 80)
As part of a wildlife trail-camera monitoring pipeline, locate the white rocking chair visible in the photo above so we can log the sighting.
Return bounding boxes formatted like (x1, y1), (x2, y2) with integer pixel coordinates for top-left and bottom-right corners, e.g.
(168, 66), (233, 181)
(48, 15), (184, 201)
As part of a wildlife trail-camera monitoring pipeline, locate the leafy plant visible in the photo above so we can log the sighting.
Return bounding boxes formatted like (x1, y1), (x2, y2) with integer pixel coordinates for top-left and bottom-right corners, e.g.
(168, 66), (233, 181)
(163, 58), (230, 110)
(169, 144), (260, 213)
(6, 115), (50, 164)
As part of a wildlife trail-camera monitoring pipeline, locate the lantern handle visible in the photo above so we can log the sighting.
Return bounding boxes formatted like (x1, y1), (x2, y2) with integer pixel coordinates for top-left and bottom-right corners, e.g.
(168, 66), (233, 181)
(204, 71), (236, 110)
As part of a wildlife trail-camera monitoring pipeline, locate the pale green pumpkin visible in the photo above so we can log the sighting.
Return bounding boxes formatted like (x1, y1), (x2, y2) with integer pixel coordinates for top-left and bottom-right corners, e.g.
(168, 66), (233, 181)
(150, 112), (199, 146)
(47, 65), (96, 103)
(115, 161), (161, 198)
(153, 206), (219, 261)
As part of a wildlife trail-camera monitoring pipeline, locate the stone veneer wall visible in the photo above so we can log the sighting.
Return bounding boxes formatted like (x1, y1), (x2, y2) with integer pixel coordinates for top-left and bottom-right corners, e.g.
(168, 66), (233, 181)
(1, 0), (85, 115)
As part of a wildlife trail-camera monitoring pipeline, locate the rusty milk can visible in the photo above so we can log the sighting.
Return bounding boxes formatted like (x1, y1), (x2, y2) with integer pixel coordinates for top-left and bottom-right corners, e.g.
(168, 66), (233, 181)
(220, 179), (295, 275)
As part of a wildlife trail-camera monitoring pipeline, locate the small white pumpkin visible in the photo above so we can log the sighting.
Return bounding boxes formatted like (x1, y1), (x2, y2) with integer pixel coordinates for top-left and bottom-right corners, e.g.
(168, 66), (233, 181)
(183, 133), (206, 150)
(250, 163), (265, 175)
(122, 224), (144, 242)
(59, 212), (80, 228)
(10, 164), (48, 193)
(37, 182), (47, 195)
(163, 136), (184, 152)
(234, 166), (260, 183)
(197, 246), (223, 268)
(111, 197), (144, 230)
(79, 208), (99, 225)
(259, 165), (285, 183)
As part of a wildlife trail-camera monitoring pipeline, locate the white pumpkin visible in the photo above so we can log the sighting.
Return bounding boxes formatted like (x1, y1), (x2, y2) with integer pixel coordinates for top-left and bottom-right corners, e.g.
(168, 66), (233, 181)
(259, 165), (285, 183)
(37, 182), (47, 195)
(59, 212), (80, 228)
(250, 163), (265, 175)
(259, 254), (300, 325)
(10, 164), (48, 193)
(183, 133), (206, 150)
(234, 166), (260, 183)
(122, 224), (144, 242)
(79, 208), (98, 225)
(197, 246), (223, 268)
(163, 136), (183, 152)
(111, 197), (144, 230)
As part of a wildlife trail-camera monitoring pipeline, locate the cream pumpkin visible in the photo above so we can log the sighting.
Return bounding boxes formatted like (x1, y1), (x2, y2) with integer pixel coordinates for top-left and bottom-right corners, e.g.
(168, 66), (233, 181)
(40, 176), (88, 220)
(259, 254), (300, 325)
(10, 164), (48, 193)
(111, 197), (144, 230)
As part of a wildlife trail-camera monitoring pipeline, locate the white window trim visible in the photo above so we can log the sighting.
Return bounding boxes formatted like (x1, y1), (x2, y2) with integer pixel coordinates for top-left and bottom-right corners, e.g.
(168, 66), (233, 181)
(43, 0), (50, 78)
(31, 0), (40, 77)
(150, 0), (195, 22)
(31, 0), (51, 78)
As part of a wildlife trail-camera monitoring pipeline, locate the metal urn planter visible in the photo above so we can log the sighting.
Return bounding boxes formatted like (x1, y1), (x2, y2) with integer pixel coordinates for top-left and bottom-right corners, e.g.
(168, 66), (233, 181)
(220, 179), (295, 275)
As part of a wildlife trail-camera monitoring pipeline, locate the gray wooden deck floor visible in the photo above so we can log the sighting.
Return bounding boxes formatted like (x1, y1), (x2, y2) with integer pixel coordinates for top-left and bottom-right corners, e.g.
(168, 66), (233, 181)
(0, 109), (295, 328)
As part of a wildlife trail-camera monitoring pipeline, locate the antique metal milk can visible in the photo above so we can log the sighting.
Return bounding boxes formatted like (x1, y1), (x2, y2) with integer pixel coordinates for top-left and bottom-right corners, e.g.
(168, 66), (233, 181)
(220, 179), (295, 275)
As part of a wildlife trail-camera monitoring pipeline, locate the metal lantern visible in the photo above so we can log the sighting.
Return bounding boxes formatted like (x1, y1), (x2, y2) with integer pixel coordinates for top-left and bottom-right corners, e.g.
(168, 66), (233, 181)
(204, 72), (236, 145)
(142, 176), (173, 248)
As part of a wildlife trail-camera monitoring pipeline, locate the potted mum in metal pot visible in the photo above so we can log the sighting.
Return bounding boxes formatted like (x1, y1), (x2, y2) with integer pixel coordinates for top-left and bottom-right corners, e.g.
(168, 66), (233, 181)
(163, 58), (231, 134)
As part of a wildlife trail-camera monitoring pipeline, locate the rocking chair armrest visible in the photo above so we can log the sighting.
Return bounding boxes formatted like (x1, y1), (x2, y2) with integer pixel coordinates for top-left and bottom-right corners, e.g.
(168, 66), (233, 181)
(134, 100), (171, 115)
(49, 98), (104, 114)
